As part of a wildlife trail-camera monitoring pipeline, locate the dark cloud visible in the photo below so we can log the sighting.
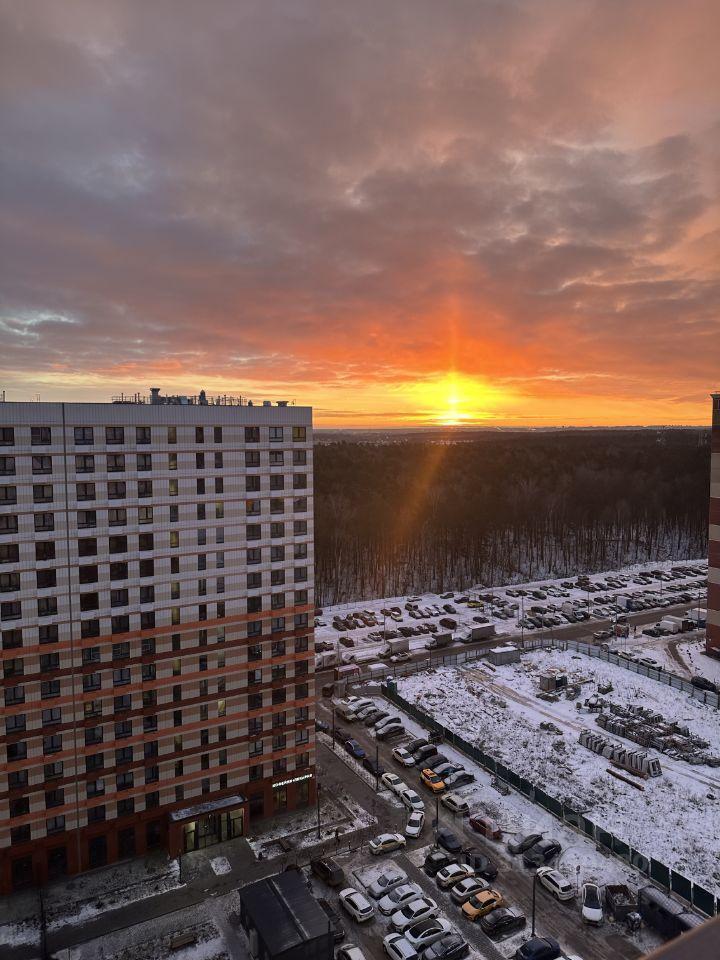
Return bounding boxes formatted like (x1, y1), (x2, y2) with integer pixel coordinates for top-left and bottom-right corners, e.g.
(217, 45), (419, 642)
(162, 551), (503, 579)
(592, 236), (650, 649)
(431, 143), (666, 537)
(0, 0), (718, 421)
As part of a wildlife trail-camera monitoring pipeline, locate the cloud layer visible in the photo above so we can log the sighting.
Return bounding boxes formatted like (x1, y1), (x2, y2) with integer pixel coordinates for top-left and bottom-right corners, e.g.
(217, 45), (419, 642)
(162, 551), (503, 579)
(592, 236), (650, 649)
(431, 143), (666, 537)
(1, 0), (718, 424)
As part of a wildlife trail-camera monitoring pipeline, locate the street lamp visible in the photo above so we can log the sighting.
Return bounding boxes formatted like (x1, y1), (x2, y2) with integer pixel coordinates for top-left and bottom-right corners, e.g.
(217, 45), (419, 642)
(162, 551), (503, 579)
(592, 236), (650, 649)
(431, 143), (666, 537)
(316, 782), (322, 840)
(375, 742), (380, 793)
(531, 868), (538, 936)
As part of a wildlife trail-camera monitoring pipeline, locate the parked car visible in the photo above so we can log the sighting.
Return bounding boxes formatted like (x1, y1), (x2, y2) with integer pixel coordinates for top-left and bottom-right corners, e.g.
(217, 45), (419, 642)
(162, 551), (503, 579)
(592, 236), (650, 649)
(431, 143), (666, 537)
(406, 810), (426, 838)
(444, 771), (475, 789)
(393, 746), (416, 766)
(383, 932), (419, 960)
(363, 757), (385, 776)
(436, 829), (462, 854)
(469, 815), (500, 838)
(450, 876), (489, 904)
(315, 718), (330, 734)
(424, 754), (449, 770)
(337, 945), (370, 960)
(400, 788), (425, 812)
(536, 868), (575, 901)
(423, 850), (455, 877)
(370, 833), (407, 855)
(523, 839), (562, 868)
(379, 883), (423, 916)
(345, 739), (366, 760)
(391, 897), (439, 932)
(420, 769), (446, 793)
(404, 918), (452, 951)
(367, 866), (408, 900)
(433, 762), (464, 779)
(414, 744), (438, 765)
(310, 856), (345, 887)
(406, 738), (430, 753)
(317, 897), (345, 942)
(378, 723), (406, 741)
(461, 888), (506, 920)
(441, 793), (470, 816)
(513, 936), (561, 960)
(422, 933), (469, 960)
(462, 849), (498, 881)
(580, 882), (603, 924)
(363, 709), (384, 725)
(375, 716), (402, 732)
(382, 772), (407, 794)
(479, 907), (526, 940)
(339, 887), (375, 922)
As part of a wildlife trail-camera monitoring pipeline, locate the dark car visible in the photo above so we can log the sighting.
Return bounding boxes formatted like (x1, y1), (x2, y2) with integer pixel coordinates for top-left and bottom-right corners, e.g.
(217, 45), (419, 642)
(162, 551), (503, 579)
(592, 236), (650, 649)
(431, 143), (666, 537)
(523, 839), (562, 868)
(462, 849), (498, 881)
(310, 857), (345, 887)
(514, 936), (561, 960)
(315, 718), (330, 734)
(425, 754), (449, 771)
(690, 676), (718, 693)
(422, 933), (470, 960)
(317, 897), (345, 943)
(436, 829), (462, 854)
(334, 726), (349, 743)
(479, 907), (526, 940)
(345, 739), (366, 760)
(406, 738), (430, 754)
(507, 833), (543, 855)
(414, 744), (438, 765)
(363, 757), (385, 776)
(423, 849), (455, 876)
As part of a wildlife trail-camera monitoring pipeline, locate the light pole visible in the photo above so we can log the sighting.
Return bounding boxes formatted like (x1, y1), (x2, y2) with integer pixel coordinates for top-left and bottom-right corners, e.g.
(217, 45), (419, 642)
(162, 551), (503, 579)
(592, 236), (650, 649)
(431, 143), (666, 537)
(375, 742), (380, 793)
(316, 782), (322, 840)
(531, 868), (538, 936)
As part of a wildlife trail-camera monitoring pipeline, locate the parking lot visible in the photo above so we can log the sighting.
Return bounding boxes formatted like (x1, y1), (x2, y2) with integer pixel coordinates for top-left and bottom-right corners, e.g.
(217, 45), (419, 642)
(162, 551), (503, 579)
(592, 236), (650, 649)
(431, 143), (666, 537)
(314, 697), (661, 960)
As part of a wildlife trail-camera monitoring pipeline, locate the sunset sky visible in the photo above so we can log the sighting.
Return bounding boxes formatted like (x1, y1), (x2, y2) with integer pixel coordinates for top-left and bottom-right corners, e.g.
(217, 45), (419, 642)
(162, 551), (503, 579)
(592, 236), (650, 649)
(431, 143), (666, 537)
(1, 1), (719, 427)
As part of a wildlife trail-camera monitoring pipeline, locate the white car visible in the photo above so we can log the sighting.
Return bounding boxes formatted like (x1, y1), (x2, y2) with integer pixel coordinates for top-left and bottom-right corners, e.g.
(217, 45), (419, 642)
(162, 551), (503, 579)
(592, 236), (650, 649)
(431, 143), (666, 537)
(391, 897), (439, 932)
(383, 932), (419, 960)
(536, 867), (575, 901)
(381, 772), (407, 795)
(405, 810), (425, 838)
(367, 867), (407, 900)
(379, 883), (423, 916)
(404, 917), (452, 951)
(392, 746), (416, 766)
(581, 882), (604, 924)
(369, 833), (407, 856)
(346, 696), (374, 712)
(435, 862), (474, 890)
(450, 876), (489, 904)
(355, 704), (378, 721)
(339, 887), (375, 922)
(440, 793), (470, 816)
(375, 715), (402, 732)
(337, 945), (370, 960)
(399, 788), (425, 812)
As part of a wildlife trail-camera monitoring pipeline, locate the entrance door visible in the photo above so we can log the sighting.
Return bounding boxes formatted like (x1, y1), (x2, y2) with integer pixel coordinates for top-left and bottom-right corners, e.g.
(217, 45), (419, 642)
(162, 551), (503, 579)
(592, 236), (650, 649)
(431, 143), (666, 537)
(11, 856), (33, 891)
(47, 846), (67, 881)
(88, 835), (107, 869)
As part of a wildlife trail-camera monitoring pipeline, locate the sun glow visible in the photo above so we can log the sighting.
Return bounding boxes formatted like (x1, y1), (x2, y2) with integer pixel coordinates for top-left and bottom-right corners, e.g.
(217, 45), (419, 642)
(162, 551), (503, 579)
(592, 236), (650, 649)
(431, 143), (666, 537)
(403, 372), (512, 426)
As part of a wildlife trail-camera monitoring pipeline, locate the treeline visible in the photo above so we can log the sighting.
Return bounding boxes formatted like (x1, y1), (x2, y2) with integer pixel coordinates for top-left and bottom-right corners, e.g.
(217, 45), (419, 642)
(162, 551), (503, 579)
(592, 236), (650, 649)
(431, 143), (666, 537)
(313, 429), (711, 605)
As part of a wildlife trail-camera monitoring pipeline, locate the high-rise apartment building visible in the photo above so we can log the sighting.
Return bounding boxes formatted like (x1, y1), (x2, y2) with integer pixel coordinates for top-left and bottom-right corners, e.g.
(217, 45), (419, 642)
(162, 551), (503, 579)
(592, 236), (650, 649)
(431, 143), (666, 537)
(0, 390), (315, 893)
(709, 392), (720, 656)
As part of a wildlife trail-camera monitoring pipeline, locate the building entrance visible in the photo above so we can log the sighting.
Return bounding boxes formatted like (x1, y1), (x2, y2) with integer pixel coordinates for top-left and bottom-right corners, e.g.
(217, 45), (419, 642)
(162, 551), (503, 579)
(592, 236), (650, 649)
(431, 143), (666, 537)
(182, 808), (243, 852)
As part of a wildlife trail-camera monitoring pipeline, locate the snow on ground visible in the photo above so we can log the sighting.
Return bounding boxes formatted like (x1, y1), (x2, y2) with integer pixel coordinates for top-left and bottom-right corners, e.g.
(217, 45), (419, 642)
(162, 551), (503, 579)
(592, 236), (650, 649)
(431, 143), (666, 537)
(394, 652), (720, 894)
(209, 856), (232, 876)
(316, 558), (707, 669)
(0, 919), (39, 947)
(678, 638), (720, 685)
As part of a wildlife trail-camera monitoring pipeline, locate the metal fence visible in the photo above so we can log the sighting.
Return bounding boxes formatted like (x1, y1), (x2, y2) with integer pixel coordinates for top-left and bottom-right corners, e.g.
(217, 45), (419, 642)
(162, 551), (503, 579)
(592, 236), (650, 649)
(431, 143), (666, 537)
(381, 683), (719, 917)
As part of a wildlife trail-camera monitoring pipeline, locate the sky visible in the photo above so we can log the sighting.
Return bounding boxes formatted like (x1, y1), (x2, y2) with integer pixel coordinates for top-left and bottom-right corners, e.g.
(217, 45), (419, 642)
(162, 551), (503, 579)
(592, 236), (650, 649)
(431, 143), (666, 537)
(1, 0), (719, 428)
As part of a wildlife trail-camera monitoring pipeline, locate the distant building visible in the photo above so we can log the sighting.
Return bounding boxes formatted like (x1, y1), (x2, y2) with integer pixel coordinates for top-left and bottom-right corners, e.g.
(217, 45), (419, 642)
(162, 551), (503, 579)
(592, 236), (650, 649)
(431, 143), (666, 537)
(709, 392), (720, 656)
(0, 389), (315, 893)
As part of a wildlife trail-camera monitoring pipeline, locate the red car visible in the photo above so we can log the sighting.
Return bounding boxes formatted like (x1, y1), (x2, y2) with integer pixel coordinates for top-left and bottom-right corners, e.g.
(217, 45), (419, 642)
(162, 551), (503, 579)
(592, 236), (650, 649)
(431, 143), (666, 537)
(469, 815), (502, 840)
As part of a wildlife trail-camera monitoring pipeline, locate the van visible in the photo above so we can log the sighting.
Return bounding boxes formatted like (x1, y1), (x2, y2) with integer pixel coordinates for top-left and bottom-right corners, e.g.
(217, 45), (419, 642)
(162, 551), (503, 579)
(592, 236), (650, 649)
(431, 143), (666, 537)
(310, 857), (345, 887)
(334, 702), (358, 721)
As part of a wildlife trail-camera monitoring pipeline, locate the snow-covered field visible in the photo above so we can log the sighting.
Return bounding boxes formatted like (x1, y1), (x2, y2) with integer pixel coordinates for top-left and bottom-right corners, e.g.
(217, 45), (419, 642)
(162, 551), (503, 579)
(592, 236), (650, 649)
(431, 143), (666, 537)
(316, 558), (707, 669)
(395, 650), (720, 895)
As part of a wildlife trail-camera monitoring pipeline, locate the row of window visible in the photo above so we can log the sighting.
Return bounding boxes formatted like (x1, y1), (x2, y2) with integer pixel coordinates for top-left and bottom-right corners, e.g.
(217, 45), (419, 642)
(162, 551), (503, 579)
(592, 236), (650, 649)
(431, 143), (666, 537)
(0, 425), (308, 446)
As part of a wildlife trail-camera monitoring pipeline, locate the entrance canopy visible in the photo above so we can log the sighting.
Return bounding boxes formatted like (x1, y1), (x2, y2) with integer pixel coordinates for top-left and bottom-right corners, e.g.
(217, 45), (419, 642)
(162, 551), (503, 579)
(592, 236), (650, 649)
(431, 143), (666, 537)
(169, 794), (246, 823)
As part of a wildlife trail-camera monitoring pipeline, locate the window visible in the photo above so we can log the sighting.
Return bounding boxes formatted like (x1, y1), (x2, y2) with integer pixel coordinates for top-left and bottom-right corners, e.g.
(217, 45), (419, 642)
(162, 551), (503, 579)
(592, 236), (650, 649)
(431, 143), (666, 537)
(247, 524), (261, 541)
(270, 545), (285, 562)
(109, 507), (127, 526)
(196, 478), (205, 495)
(38, 596), (57, 617)
(46, 815), (66, 835)
(246, 475), (260, 492)
(2, 628), (22, 649)
(270, 569), (285, 586)
(270, 522), (284, 538)
(215, 501), (224, 519)
(216, 551), (225, 569)
(76, 482), (95, 501)
(85, 727), (103, 746)
(0, 456), (15, 476)
(170, 504), (179, 522)
(194, 426), (204, 443)
(294, 543), (308, 560)
(116, 771), (134, 790)
(32, 426), (52, 445)
(107, 453), (125, 472)
(167, 425), (177, 443)
(80, 619), (99, 639)
(45, 760), (64, 779)
(270, 474), (285, 490)
(271, 663), (286, 681)
(137, 453), (152, 471)
(270, 498), (284, 514)
(106, 426), (124, 444)
(293, 474), (307, 489)
(294, 589), (308, 605)
(1, 514), (19, 533)
(36, 541), (55, 562)
(0, 572), (20, 592)
(77, 509), (97, 528)
(32, 455), (53, 474)
(6, 712), (26, 732)
(293, 449), (307, 465)
(247, 620), (262, 637)
(112, 641), (130, 660)
(271, 593), (285, 611)
(117, 798), (135, 817)
(140, 585), (155, 604)
(80, 592), (99, 611)
(245, 450), (260, 467)
(139, 533), (154, 551)
(294, 612), (309, 629)
(213, 426), (223, 443)
(75, 455), (95, 473)
(269, 426), (283, 442)
(82, 646), (100, 665)
(88, 805), (106, 823)
(269, 451), (284, 466)
(33, 483), (53, 503)
(138, 505), (153, 524)
(292, 426), (307, 442)
(113, 667), (131, 686)
(196, 451), (205, 469)
(247, 547), (261, 564)
(0, 486), (17, 505)
(40, 626), (59, 647)
(109, 561), (127, 581)
(293, 497), (307, 512)
(74, 426), (93, 445)
(214, 451), (223, 468)
(44, 733), (62, 754)
(87, 779), (105, 798)
(271, 616), (285, 634)
(1, 600), (22, 621)
(136, 426), (151, 444)
(139, 558), (154, 578)
(138, 479), (152, 497)
(78, 537), (97, 557)
(112, 614), (130, 634)
(246, 499), (260, 517)
(37, 569), (56, 589)
(169, 478), (179, 497)
(7, 742), (27, 762)
(45, 787), (64, 807)
(247, 596), (262, 614)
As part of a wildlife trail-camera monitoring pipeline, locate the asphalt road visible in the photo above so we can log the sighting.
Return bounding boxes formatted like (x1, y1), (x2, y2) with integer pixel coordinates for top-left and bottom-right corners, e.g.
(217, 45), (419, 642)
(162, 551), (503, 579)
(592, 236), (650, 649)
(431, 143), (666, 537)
(316, 702), (646, 960)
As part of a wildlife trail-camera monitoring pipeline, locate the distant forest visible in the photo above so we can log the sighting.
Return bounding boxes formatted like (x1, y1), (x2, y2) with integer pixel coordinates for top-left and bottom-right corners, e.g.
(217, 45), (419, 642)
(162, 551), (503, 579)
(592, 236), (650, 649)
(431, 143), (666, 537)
(313, 429), (711, 605)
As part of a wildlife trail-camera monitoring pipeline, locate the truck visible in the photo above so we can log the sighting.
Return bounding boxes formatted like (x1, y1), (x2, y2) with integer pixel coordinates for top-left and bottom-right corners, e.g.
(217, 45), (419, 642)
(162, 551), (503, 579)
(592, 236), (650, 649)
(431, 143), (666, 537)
(315, 651), (338, 670)
(659, 618), (682, 634)
(425, 632), (452, 650)
(461, 624), (497, 643)
(381, 636), (410, 658)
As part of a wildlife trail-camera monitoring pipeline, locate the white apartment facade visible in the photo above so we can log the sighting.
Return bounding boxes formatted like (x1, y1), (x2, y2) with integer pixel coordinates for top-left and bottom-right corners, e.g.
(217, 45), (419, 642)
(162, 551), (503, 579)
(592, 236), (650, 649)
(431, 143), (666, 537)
(0, 390), (315, 892)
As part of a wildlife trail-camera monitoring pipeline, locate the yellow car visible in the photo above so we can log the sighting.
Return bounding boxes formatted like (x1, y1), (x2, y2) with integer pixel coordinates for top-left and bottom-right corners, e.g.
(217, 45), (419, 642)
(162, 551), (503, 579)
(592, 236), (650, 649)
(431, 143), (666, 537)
(420, 768), (445, 793)
(461, 889), (506, 920)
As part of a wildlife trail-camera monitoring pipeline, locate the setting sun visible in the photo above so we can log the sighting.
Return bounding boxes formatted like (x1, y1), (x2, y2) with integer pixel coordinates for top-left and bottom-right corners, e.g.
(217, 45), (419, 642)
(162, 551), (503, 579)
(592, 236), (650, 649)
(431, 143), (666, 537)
(401, 372), (516, 426)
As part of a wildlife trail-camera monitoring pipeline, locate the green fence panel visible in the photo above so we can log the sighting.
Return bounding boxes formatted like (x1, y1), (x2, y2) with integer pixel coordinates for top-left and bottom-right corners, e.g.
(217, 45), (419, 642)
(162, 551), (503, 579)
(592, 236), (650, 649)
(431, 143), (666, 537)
(595, 829), (612, 851)
(629, 849), (650, 876)
(519, 778), (534, 799)
(650, 859), (670, 889)
(534, 787), (552, 811)
(545, 794), (563, 818)
(612, 837), (630, 862)
(581, 817), (595, 840)
(691, 885), (716, 917)
(671, 872), (692, 903)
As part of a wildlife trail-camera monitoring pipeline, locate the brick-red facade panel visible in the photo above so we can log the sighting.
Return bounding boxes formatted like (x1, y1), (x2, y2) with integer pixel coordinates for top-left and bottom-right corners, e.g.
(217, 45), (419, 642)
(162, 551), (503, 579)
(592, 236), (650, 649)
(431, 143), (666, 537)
(712, 429), (720, 454)
(708, 581), (720, 612)
(709, 538), (720, 568)
(707, 622), (720, 654)
(710, 497), (720, 526)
